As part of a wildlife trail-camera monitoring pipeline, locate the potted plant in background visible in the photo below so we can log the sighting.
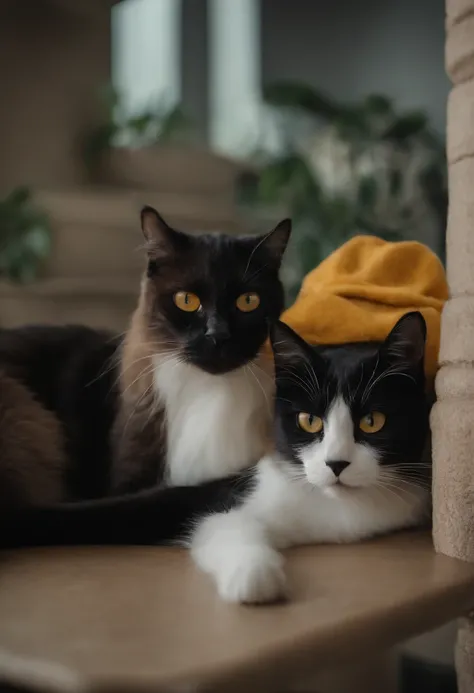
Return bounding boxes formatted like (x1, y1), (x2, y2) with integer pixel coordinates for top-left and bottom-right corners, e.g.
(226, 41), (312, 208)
(240, 82), (447, 301)
(84, 86), (246, 201)
(0, 187), (52, 284)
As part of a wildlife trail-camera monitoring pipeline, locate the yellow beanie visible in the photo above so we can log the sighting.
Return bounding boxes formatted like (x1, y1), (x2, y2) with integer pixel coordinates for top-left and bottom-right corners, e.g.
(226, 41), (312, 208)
(281, 235), (448, 381)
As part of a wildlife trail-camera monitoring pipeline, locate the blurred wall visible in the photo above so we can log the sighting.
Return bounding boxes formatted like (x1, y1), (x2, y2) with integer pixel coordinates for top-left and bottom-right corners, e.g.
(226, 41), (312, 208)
(112, 0), (181, 116)
(182, 0), (209, 139)
(0, 1), (113, 190)
(181, 0), (448, 136)
(261, 0), (449, 135)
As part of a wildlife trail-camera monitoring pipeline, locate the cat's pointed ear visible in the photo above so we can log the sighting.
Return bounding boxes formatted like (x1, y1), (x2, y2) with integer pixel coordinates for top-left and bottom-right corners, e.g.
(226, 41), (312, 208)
(259, 219), (292, 267)
(269, 320), (314, 369)
(381, 311), (426, 369)
(141, 206), (184, 260)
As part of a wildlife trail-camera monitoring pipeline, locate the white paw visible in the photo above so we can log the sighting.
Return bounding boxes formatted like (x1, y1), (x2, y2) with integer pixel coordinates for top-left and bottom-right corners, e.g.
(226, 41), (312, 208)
(216, 547), (286, 604)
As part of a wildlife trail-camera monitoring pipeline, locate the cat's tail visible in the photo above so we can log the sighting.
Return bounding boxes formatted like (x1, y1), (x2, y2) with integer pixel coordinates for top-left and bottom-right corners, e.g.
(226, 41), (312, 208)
(0, 473), (254, 548)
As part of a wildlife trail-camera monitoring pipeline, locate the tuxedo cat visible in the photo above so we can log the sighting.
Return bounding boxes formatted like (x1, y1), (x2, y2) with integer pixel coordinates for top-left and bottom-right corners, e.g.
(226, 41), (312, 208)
(0, 207), (290, 511)
(1, 313), (431, 558)
(192, 313), (431, 603)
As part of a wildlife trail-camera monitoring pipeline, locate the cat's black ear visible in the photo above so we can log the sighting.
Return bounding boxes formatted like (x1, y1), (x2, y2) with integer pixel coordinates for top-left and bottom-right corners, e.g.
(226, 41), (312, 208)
(141, 206), (183, 259)
(270, 320), (314, 368)
(381, 311), (426, 368)
(259, 219), (292, 266)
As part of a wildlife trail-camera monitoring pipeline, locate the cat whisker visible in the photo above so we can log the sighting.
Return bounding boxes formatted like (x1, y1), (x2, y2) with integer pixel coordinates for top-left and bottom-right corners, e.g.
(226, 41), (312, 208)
(377, 475), (430, 500)
(245, 364), (271, 412)
(387, 463), (433, 474)
(303, 360), (320, 394)
(372, 480), (415, 510)
(387, 465), (432, 475)
(250, 361), (274, 384)
(106, 329), (128, 343)
(384, 464), (432, 477)
(350, 363), (365, 403)
(275, 396), (294, 405)
(112, 351), (177, 398)
(362, 364), (416, 404)
(85, 354), (121, 388)
(277, 364), (317, 399)
(123, 353), (184, 433)
(388, 461), (433, 468)
(227, 467), (259, 494)
(381, 471), (431, 488)
(360, 355), (380, 405)
(242, 262), (270, 285)
(120, 362), (157, 400)
(242, 229), (275, 280)
(380, 473), (432, 491)
(121, 369), (157, 435)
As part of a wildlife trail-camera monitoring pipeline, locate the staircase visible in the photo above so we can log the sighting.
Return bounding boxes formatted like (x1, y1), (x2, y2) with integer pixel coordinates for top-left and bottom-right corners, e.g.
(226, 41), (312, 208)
(0, 167), (248, 332)
(0, 1), (249, 333)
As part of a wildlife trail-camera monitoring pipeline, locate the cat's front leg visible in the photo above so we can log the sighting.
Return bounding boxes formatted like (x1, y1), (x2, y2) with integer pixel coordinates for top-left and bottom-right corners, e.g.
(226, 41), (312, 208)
(191, 509), (286, 604)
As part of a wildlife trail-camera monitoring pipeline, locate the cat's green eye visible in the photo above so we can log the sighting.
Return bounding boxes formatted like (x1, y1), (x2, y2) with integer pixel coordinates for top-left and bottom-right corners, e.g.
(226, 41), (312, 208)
(297, 412), (323, 434)
(174, 291), (201, 312)
(360, 411), (386, 434)
(236, 292), (260, 313)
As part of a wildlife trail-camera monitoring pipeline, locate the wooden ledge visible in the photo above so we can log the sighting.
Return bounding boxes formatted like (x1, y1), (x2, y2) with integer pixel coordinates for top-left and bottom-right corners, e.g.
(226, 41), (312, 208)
(0, 532), (473, 693)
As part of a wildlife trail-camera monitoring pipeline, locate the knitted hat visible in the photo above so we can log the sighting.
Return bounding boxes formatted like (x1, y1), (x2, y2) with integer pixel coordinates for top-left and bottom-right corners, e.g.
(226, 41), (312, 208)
(281, 235), (448, 381)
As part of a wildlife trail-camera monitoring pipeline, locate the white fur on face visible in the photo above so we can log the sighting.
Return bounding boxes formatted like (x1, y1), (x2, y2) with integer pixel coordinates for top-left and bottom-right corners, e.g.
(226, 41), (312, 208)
(297, 397), (379, 490)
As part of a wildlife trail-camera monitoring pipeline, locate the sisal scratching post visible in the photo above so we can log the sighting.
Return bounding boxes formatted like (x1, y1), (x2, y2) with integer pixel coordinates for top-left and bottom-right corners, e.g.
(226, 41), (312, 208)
(432, 1), (474, 690)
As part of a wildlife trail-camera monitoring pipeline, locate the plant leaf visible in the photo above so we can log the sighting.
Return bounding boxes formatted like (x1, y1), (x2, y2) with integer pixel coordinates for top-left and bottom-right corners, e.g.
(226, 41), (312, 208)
(263, 81), (340, 120)
(382, 112), (428, 140)
(0, 187), (52, 283)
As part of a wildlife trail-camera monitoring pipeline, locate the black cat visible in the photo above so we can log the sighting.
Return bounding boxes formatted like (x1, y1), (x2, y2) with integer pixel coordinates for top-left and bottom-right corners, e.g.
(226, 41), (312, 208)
(0, 207), (290, 510)
(2, 313), (431, 559)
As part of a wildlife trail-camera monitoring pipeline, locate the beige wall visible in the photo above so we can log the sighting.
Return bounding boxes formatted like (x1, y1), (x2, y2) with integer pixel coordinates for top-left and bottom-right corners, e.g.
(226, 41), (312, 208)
(0, 1), (114, 191)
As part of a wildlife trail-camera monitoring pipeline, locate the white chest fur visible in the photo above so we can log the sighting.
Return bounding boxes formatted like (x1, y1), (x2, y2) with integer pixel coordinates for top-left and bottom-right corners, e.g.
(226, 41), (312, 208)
(154, 356), (273, 486)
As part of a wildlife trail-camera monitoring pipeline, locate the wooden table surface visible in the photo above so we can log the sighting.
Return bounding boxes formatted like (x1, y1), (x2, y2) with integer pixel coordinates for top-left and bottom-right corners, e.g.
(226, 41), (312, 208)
(0, 532), (473, 693)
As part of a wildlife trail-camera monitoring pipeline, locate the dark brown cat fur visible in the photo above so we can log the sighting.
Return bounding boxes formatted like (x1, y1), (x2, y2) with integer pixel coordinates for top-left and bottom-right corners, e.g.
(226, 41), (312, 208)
(111, 298), (167, 492)
(0, 371), (65, 509)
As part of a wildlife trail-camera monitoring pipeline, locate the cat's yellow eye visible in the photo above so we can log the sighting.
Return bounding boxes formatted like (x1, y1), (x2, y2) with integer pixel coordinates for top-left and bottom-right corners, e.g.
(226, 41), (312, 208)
(297, 413), (323, 434)
(174, 291), (201, 312)
(360, 411), (386, 434)
(236, 292), (260, 313)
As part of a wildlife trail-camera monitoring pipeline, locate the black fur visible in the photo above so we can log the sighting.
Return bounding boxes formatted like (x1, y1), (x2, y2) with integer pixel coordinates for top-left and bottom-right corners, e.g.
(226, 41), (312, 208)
(0, 474), (255, 548)
(0, 325), (120, 499)
(0, 313), (431, 547)
(271, 312), (430, 476)
(141, 210), (291, 374)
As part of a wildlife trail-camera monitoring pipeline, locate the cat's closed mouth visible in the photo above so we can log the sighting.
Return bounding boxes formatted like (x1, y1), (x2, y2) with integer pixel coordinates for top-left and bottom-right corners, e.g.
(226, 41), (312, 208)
(320, 481), (358, 496)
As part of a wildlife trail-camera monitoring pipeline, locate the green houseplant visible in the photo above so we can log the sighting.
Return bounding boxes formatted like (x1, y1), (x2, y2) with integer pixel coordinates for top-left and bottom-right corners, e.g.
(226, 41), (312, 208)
(84, 87), (241, 196)
(241, 82), (447, 300)
(0, 187), (52, 283)
(84, 85), (193, 174)
(83, 85), (198, 190)
(84, 85), (245, 199)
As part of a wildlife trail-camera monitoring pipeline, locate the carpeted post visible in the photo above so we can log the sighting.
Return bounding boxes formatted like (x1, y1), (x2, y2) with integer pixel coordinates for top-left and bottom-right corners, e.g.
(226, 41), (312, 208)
(432, 1), (474, 690)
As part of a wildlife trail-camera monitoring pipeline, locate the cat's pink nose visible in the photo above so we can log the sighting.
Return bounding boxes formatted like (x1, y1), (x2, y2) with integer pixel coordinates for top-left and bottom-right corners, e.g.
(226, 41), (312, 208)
(325, 460), (350, 477)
